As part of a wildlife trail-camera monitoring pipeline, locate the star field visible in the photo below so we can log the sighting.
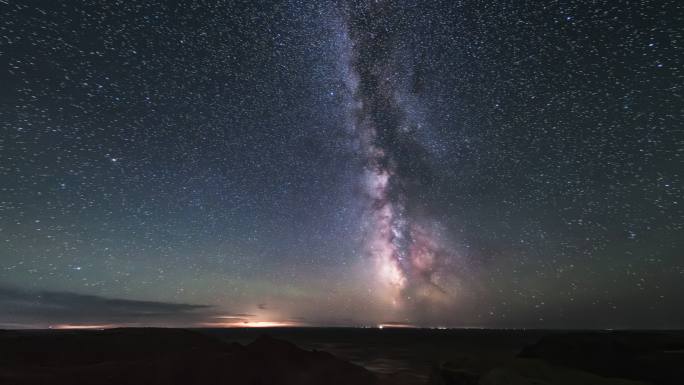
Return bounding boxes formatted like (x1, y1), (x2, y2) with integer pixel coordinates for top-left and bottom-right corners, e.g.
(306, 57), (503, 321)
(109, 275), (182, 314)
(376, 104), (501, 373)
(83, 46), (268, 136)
(0, 0), (682, 329)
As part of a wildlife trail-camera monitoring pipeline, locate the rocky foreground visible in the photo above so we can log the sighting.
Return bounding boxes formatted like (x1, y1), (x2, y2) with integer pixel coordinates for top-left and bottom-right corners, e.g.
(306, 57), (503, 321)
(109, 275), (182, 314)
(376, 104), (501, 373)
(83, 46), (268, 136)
(429, 331), (683, 385)
(0, 328), (381, 385)
(0, 328), (681, 385)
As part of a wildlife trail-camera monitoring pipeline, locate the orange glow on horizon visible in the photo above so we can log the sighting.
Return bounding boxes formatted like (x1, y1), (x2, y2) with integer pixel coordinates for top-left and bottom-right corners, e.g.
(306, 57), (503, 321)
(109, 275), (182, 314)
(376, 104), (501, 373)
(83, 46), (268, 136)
(51, 324), (118, 330)
(200, 320), (306, 328)
(378, 323), (416, 329)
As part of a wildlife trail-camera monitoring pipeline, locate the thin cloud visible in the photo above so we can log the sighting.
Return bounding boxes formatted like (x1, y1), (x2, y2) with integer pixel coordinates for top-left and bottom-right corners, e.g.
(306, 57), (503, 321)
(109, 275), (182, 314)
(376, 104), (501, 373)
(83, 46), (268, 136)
(0, 286), (213, 328)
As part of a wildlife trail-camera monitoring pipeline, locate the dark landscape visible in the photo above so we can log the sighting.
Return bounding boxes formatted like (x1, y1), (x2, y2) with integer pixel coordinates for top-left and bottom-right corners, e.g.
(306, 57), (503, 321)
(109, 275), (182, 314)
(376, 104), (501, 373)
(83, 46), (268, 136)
(1, 327), (682, 385)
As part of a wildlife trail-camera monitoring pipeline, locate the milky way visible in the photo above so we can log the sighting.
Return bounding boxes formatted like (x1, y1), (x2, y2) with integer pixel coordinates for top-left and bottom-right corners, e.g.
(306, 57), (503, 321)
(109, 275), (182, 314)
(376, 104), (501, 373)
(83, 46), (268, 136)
(340, 1), (463, 310)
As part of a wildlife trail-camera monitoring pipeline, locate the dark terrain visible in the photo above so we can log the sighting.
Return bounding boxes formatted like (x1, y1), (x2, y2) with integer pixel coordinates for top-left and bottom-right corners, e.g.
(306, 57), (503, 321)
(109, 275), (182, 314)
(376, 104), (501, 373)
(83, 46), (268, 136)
(0, 328), (681, 384)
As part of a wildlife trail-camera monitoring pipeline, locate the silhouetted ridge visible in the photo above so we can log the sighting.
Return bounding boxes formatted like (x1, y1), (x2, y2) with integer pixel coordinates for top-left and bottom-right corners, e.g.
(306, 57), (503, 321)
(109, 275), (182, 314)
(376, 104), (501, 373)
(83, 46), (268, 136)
(0, 328), (381, 385)
(519, 332), (683, 385)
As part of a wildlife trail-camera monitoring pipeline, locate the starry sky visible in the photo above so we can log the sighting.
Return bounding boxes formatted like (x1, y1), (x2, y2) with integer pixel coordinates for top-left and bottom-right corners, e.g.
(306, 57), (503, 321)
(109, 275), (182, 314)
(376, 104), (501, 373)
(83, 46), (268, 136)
(1, 0), (682, 329)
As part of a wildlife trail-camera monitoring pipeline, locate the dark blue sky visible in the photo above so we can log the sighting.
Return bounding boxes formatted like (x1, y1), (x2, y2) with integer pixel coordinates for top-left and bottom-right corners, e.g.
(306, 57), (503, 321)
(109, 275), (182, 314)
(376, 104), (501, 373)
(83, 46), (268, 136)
(0, 0), (682, 329)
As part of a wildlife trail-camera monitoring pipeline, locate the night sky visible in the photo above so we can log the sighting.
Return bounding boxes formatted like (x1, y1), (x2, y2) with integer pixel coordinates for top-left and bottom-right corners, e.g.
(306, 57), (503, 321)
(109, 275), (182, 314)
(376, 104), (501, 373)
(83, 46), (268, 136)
(1, 0), (682, 329)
